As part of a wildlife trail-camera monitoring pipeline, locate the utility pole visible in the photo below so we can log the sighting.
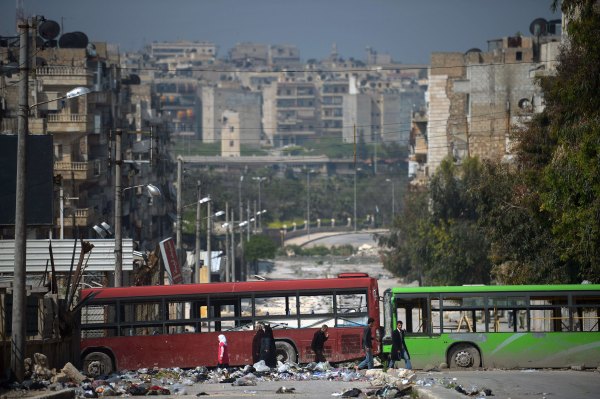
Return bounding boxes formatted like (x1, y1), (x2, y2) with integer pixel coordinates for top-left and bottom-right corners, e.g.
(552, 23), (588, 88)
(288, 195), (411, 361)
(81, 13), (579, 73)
(206, 199), (212, 281)
(11, 16), (30, 382)
(176, 156), (188, 282)
(194, 181), (202, 283)
(230, 209), (236, 281)
(114, 129), (122, 287)
(225, 202), (230, 282)
(306, 170), (311, 239)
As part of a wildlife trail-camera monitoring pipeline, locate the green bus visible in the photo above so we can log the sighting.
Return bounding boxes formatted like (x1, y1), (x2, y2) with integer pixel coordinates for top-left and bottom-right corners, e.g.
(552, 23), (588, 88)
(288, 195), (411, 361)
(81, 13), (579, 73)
(382, 284), (600, 369)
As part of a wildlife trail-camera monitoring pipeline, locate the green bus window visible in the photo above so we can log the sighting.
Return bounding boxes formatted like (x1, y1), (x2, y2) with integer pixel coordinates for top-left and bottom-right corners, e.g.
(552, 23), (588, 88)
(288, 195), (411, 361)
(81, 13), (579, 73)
(573, 295), (600, 332)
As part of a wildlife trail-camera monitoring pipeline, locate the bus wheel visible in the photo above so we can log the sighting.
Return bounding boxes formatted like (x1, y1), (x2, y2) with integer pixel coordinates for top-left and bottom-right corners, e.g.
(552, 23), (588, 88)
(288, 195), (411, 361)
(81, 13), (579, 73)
(449, 344), (480, 368)
(275, 341), (297, 364)
(83, 351), (114, 377)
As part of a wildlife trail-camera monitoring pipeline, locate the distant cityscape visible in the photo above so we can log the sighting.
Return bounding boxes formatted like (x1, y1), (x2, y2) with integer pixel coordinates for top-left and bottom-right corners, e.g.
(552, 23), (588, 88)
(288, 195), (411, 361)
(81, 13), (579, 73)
(0, 15), (561, 256)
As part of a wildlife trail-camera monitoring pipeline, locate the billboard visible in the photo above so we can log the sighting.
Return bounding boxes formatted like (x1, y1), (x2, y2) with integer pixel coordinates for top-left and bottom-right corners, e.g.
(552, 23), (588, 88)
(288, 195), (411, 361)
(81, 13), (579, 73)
(0, 135), (54, 226)
(159, 237), (183, 284)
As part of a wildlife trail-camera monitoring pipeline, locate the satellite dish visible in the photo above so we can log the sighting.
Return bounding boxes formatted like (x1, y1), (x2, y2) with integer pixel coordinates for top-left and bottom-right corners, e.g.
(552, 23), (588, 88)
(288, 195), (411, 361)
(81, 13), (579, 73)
(59, 31), (89, 49)
(465, 48), (482, 55)
(38, 20), (60, 40)
(518, 98), (532, 110)
(529, 18), (548, 36)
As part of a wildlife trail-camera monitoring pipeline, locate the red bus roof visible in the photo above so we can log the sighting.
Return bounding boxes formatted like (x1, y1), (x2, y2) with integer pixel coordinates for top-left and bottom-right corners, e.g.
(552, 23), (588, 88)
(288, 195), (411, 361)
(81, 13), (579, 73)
(81, 275), (377, 301)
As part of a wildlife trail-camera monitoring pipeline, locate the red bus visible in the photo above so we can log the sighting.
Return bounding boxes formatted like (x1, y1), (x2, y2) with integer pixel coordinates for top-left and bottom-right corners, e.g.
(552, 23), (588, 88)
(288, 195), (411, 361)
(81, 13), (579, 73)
(79, 273), (380, 375)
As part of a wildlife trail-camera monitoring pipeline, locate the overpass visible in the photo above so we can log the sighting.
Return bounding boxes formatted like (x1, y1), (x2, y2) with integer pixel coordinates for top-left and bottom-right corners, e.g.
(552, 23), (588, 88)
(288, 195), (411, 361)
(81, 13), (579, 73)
(281, 227), (388, 247)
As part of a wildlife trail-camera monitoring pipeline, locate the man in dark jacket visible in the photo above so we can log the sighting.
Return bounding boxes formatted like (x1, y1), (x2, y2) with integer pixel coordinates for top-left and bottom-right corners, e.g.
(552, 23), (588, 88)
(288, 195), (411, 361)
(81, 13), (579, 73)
(388, 320), (412, 369)
(356, 317), (376, 370)
(311, 325), (329, 362)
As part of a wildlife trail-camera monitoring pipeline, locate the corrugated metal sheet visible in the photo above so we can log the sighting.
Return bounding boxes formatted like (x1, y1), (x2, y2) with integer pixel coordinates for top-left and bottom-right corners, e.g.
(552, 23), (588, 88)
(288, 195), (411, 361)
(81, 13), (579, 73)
(0, 239), (134, 273)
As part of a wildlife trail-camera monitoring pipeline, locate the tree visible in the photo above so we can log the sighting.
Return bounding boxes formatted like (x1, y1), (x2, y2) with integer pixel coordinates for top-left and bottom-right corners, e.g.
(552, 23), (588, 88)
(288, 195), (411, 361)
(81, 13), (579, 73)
(245, 235), (278, 275)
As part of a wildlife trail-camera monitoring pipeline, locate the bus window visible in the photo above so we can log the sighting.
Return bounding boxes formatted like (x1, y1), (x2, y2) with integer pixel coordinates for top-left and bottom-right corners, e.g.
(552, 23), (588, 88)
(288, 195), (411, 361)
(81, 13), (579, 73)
(300, 294), (333, 315)
(336, 292), (368, 327)
(529, 295), (569, 332)
(573, 295), (600, 332)
(299, 294), (334, 328)
(438, 296), (486, 332)
(81, 304), (117, 338)
(487, 296), (527, 332)
(395, 297), (428, 334)
(120, 301), (162, 336)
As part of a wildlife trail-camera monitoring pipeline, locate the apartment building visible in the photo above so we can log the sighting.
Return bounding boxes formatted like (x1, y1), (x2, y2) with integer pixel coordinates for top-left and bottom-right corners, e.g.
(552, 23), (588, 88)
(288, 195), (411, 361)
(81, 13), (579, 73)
(262, 76), (318, 147)
(0, 29), (173, 255)
(155, 77), (200, 137)
(150, 41), (217, 61)
(426, 34), (560, 174)
(201, 85), (262, 148)
(229, 42), (269, 67)
(318, 77), (348, 138)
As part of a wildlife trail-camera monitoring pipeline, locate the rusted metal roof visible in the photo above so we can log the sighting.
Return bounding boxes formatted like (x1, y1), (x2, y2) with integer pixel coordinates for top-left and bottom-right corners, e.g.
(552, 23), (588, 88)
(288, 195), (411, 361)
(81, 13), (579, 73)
(0, 239), (134, 273)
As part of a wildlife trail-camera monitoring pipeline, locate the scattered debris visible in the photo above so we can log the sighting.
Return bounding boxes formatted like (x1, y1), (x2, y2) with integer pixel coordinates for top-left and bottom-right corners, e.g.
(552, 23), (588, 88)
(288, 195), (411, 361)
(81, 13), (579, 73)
(276, 386), (296, 393)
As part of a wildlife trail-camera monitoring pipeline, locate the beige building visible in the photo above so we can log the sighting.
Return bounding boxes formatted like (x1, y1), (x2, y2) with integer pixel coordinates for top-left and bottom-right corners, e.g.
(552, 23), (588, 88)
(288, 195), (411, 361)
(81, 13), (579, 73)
(426, 35), (560, 174)
(262, 76), (318, 147)
(202, 85), (262, 148)
(221, 110), (241, 157)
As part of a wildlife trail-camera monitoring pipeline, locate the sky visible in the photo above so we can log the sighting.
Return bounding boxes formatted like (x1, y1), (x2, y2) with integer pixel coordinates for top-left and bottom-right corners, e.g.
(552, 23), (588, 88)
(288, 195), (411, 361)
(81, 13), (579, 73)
(0, 0), (560, 65)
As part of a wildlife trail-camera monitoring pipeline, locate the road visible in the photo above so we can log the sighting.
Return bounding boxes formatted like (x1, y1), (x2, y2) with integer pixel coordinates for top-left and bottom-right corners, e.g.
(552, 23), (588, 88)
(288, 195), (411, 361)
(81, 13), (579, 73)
(49, 369), (594, 399)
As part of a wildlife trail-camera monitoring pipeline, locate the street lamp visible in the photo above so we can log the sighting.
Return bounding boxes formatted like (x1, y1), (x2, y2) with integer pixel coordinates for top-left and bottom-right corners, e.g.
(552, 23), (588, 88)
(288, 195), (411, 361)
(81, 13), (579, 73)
(386, 178), (395, 223)
(114, 183), (161, 287)
(252, 177), (266, 230)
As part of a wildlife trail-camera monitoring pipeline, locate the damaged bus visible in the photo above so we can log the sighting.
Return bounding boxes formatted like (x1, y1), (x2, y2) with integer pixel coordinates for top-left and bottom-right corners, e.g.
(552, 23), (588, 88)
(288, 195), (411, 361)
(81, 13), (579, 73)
(79, 273), (379, 375)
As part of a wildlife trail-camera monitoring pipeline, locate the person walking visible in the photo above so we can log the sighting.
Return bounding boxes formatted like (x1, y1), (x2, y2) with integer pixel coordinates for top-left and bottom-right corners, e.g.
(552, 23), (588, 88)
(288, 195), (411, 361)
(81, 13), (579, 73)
(260, 324), (277, 367)
(311, 324), (329, 362)
(356, 317), (376, 370)
(217, 334), (229, 368)
(252, 322), (265, 363)
(388, 320), (411, 369)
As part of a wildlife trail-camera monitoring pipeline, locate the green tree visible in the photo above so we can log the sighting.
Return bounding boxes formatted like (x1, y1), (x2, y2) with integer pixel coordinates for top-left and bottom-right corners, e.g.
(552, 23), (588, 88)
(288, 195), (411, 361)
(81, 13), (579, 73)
(245, 235), (278, 274)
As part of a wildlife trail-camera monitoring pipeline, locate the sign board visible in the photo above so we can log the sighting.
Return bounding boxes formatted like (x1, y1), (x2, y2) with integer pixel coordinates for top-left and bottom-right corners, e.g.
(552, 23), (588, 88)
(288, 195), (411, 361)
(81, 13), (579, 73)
(0, 135), (54, 226)
(159, 237), (182, 284)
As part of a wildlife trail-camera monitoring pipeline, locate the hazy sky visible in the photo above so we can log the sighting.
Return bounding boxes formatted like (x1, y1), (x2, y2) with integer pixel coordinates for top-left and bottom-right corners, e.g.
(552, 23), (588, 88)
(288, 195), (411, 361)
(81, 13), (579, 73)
(1, 0), (559, 64)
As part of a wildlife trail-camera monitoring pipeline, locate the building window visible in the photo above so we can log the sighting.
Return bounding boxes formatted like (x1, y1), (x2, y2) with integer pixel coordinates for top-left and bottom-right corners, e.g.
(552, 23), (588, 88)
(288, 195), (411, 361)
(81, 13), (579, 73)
(516, 51), (522, 61)
(230, 126), (234, 133)
(229, 140), (234, 147)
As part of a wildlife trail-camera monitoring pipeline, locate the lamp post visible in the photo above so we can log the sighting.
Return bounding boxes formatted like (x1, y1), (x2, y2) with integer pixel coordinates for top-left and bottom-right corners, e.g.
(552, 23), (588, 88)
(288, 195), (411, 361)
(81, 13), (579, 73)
(114, 183), (161, 287)
(194, 193), (210, 283)
(386, 178), (395, 223)
(252, 177), (266, 230)
(206, 209), (225, 280)
(305, 170), (315, 239)
(12, 16), (91, 380)
(353, 168), (357, 232)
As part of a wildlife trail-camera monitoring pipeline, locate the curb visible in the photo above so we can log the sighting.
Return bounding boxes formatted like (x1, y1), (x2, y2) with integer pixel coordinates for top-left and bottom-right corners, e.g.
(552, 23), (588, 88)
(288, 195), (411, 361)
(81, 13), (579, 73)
(27, 389), (76, 399)
(414, 385), (466, 399)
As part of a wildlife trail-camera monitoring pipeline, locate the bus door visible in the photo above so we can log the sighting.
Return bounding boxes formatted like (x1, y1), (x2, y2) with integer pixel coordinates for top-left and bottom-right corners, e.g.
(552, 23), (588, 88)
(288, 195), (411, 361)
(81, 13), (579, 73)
(390, 294), (437, 363)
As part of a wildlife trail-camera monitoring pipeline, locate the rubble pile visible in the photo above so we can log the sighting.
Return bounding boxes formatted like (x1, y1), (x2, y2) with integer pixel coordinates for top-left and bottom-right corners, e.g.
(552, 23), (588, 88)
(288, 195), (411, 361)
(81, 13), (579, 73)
(1, 353), (421, 399)
(415, 376), (494, 397)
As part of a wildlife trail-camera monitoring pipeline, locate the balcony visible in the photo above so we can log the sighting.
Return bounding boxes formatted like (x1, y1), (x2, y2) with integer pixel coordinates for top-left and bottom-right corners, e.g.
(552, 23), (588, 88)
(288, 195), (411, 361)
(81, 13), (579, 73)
(36, 66), (94, 87)
(0, 117), (47, 134)
(57, 208), (94, 228)
(47, 113), (93, 133)
(54, 161), (100, 180)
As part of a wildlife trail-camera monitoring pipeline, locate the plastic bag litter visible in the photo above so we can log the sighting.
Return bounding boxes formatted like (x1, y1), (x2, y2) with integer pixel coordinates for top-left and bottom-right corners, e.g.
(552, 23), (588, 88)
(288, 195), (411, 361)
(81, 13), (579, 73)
(314, 361), (331, 371)
(231, 373), (258, 386)
(253, 360), (271, 373)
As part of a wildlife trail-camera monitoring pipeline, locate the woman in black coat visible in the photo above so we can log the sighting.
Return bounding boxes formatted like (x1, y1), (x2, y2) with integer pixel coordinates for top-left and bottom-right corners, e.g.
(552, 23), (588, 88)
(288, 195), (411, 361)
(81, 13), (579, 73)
(260, 325), (277, 367)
